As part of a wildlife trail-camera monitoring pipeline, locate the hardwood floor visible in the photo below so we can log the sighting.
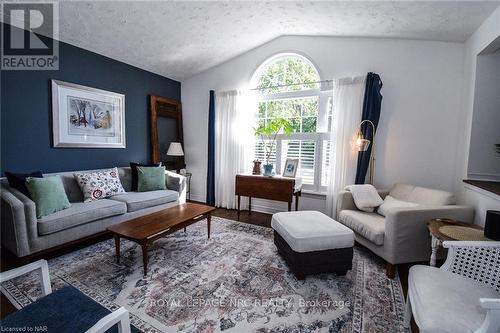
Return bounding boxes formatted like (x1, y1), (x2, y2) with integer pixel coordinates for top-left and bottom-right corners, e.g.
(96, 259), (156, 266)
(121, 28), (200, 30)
(0, 206), (420, 332)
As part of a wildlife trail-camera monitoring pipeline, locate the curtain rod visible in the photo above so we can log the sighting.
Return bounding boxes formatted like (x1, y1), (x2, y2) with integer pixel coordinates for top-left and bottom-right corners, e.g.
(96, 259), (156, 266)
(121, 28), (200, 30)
(250, 79), (333, 91)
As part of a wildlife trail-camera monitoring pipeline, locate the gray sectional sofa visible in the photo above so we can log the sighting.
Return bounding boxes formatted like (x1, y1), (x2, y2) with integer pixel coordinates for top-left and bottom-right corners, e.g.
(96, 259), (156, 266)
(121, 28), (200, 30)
(1, 167), (186, 258)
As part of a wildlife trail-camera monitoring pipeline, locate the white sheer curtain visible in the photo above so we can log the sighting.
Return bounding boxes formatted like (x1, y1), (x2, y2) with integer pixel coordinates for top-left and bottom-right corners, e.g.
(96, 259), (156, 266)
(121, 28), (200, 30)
(214, 90), (256, 209)
(326, 76), (366, 218)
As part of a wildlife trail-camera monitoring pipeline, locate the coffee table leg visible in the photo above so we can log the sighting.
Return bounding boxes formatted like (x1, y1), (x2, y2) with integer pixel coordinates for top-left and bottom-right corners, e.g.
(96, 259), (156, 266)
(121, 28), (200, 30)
(114, 234), (120, 263)
(207, 214), (211, 239)
(141, 243), (149, 276)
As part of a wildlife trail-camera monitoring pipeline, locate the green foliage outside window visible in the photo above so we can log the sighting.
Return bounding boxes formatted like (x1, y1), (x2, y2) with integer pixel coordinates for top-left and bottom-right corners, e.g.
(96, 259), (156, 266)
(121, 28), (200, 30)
(257, 57), (320, 94)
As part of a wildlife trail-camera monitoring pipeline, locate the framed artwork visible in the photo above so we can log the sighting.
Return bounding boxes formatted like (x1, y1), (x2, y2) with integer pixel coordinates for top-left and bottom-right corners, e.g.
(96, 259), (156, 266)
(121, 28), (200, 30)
(282, 158), (299, 178)
(51, 80), (126, 148)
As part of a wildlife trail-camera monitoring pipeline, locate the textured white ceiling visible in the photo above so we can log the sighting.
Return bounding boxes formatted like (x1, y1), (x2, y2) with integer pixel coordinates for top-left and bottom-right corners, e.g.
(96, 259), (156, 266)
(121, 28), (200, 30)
(53, 1), (499, 80)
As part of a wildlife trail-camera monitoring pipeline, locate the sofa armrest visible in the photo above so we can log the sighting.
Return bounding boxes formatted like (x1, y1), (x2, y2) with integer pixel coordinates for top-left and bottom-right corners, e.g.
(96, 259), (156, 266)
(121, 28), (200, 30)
(165, 171), (186, 204)
(336, 188), (389, 218)
(1, 186), (35, 257)
(383, 205), (474, 263)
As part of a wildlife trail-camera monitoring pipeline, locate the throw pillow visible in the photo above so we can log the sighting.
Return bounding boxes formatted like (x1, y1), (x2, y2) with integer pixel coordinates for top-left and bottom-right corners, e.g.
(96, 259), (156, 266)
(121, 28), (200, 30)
(5, 171), (43, 198)
(137, 166), (166, 192)
(377, 195), (418, 217)
(130, 162), (161, 191)
(73, 167), (125, 202)
(26, 176), (71, 218)
(345, 184), (383, 213)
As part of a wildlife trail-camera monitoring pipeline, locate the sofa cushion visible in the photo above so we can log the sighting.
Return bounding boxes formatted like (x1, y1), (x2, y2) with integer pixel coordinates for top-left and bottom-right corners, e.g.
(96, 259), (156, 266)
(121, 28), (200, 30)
(409, 265), (500, 333)
(409, 186), (455, 205)
(271, 211), (354, 253)
(0, 286), (141, 333)
(37, 199), (127, 235)
(338, 210), (385, 245)
(377, 195), (418, 217)
(389, 183), (455, 206)
(110, 190), (179, 212)
(388, 183), (415, 201)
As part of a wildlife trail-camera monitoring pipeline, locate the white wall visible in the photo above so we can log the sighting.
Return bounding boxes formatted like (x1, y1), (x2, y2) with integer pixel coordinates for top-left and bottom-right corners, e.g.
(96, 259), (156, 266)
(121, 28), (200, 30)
(181, 35), (465, 213)
(467, 50), (500, 181)
(455, 6), (500, 225)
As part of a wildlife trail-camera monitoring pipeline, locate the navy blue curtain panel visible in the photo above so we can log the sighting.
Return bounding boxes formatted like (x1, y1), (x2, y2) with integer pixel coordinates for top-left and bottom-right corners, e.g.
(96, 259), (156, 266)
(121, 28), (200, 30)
(206, 90), (216, 205)
(355, 73), (383, 184)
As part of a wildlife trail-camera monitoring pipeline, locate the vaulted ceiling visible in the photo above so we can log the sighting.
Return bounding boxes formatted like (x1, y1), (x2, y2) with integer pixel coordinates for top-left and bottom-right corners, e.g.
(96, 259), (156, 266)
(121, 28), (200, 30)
(50, 1), (500, 80)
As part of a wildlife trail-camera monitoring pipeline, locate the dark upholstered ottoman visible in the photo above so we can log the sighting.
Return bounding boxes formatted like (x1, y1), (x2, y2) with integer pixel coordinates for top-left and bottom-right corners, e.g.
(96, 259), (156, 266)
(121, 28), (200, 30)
(271, 211), (354, 280)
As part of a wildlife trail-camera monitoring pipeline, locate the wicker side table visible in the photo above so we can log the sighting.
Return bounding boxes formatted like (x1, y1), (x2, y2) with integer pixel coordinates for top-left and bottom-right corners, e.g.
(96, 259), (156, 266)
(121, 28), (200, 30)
(427, 218), (490, 266)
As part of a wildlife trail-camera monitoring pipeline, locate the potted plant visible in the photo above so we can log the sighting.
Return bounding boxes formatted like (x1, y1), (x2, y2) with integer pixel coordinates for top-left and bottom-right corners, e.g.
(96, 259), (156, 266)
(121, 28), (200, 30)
(254, 118), (293, 176)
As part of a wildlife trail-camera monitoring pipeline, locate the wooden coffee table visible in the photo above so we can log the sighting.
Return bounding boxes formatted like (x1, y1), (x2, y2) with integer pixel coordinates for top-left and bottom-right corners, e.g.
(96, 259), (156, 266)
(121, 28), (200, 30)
(107, 203), (215, 275)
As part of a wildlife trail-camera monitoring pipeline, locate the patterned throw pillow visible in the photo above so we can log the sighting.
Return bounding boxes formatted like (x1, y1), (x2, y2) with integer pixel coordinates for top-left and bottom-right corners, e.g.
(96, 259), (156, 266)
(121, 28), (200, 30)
(73, 167), (125, 202)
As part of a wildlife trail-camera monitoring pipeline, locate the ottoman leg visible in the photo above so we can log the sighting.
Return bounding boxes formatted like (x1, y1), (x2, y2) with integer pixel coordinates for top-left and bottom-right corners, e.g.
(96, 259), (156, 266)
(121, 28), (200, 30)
(295, 271), (305, 280)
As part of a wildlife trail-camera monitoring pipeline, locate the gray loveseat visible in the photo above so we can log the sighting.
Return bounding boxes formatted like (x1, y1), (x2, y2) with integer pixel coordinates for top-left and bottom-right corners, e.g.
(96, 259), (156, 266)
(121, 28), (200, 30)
(1, 167), (186, 259)
(336, 183), (474, 277)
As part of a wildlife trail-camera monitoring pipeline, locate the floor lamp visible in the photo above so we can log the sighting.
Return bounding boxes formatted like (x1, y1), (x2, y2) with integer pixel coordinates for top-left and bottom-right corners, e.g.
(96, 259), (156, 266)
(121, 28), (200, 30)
(356, 120), (376, 184)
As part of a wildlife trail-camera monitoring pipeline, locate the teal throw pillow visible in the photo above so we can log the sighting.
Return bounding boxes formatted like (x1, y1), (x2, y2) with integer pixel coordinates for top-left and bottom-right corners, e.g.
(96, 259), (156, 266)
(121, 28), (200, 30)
(137, 166), (166, 192)
(26, 176), (71, 218)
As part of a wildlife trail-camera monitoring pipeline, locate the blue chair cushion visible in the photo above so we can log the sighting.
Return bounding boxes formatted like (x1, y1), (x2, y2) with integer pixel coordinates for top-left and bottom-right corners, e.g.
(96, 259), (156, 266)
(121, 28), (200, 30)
(1, 286), (141, 333)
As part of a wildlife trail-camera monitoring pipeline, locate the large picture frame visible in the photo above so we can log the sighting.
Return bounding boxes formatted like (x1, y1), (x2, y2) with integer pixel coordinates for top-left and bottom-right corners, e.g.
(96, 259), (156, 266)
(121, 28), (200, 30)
(282, 158), (299, 178)
(51, 80), (126, 148)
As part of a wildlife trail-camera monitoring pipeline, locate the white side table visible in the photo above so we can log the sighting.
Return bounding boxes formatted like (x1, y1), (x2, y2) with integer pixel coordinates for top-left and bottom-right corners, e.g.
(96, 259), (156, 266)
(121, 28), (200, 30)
(427, 218), (488, 267)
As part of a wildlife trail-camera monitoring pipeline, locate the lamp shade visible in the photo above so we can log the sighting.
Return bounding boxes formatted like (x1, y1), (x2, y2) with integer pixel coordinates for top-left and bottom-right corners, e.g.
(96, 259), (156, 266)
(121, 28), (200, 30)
(357, 138), (371, 152)
(167, 142), (184, 156)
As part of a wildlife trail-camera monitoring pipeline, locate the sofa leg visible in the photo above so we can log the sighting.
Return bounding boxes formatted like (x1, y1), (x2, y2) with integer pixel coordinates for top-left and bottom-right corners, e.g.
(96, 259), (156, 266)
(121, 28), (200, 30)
(386, 263), (396, 279)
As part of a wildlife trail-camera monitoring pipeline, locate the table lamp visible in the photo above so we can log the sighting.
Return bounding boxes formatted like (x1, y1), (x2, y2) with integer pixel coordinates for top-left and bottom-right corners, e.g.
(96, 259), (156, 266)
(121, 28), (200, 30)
(167, 142), (184, 172)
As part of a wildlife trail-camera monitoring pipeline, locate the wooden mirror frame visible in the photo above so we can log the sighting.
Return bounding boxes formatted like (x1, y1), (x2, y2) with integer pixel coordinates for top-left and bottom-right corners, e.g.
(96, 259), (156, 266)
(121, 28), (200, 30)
(149, 95), (185, 169)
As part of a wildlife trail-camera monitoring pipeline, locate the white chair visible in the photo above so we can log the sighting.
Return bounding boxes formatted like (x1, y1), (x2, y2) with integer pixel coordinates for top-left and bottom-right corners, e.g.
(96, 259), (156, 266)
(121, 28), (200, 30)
(0, 260), (132, 333)
(405, 241), (500, 333)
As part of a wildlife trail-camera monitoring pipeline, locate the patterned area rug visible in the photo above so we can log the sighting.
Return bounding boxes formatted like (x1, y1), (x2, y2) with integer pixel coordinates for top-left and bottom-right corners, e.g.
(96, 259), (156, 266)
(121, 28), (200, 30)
(2, 217), (408, 333)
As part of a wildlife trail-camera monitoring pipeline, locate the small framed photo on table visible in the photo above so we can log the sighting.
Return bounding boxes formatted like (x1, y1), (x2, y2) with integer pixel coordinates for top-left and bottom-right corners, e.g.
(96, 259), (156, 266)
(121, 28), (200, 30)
(282, 158), (299, 178)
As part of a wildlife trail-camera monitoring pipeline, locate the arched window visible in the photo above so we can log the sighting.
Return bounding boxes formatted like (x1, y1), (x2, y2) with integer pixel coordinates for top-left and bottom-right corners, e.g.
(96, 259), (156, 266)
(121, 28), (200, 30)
(252, 53), (332, 192)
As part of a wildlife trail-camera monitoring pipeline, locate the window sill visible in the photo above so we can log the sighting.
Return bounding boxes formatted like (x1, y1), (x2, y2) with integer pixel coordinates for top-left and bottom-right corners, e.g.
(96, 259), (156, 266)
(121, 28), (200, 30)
(301, 190), (327, 198)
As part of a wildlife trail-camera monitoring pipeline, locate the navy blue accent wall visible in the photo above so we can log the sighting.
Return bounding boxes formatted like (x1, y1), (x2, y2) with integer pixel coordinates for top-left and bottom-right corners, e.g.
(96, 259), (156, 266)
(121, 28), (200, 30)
(1, 29), (181, 175)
